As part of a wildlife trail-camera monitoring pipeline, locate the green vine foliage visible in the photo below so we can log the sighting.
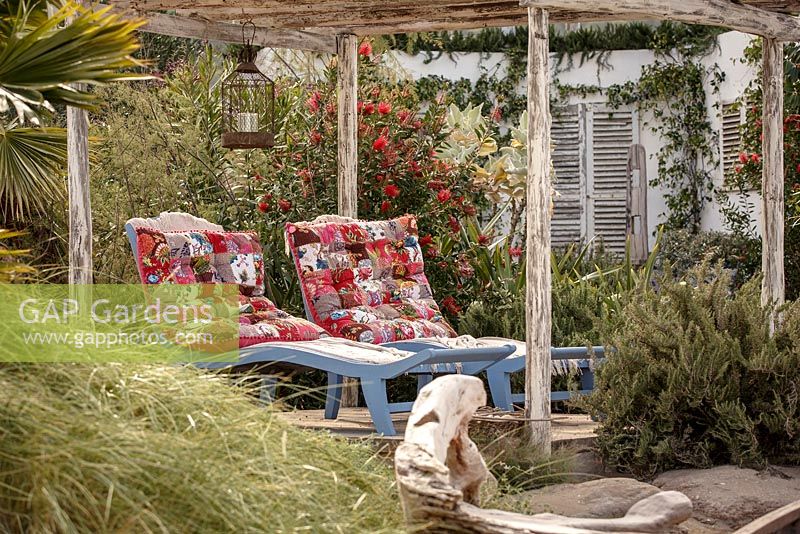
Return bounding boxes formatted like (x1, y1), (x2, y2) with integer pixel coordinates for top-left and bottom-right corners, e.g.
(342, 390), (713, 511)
(605, 59), (724, 232)
(404, 23), (724, 232)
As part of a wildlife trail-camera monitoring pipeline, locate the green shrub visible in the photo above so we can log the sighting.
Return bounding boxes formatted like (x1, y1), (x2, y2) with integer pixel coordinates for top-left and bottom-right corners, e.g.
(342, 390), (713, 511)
(585, 267), (800, 478)
(657, 228), (760, 288)
(0, 365), (402, 532)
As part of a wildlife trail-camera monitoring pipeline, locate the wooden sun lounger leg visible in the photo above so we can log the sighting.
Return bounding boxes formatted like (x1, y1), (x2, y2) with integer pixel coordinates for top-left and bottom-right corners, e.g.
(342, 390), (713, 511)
(487, 369), (514, 412)
(360, 378), (395, 436)
(259, 375), (278, 405)
(416, 374), (433, 393)
(325, 372), (344, 420)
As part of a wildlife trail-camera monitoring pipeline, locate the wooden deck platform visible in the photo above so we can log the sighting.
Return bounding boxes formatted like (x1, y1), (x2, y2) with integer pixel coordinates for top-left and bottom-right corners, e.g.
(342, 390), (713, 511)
(276, 408), (597, 449)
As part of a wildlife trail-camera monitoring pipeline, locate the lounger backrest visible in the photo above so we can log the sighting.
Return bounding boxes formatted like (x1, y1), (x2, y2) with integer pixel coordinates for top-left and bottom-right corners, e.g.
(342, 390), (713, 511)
(124, 212), (264, 296)
(285, 214), (456, 344)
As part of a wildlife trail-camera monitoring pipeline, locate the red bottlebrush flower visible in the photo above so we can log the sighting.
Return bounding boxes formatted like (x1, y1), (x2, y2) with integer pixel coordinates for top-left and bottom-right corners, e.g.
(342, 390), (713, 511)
(384, 184), (400, 198)
(380, 200), (392, 213)
(358, 41), (372, 56)
(509, 247), (523, 258)
(278, 199), (292, 212)
(375, 174), (385, 182)
(309, 130), (322, 145)
(735, 165), (743, 173)
(397, 110), (411, 123)
(419, 235), (433, 247)
(363, 102), (375, 115)
(378, 102), (391, 115)
(297, 169), (313, 183)
(448, 215), (460, 234)
(425, 246), (439, 258)
(477, 234), (491, 246)
(412, 120), (423, 130)
(325, 103), (335, 115)
(490, 106), (502, 122)
(408, 160), (421, 173)
(372, 135), (388, 151)
(357, 101), (364, 113)
(441, 296), (462, 315)
(739, 153), (749, 164)
(796, 163), (800, 173)
(437, 188), (452, 203)
(427, 180), (445, 191)
(306, 91), (321, 113)
(751, 153), (761, 163)
(257, 201), (269, 213)
(262, 193), (273, 202)
(253, 173), (263, 181)
(462, 204), (477, 216)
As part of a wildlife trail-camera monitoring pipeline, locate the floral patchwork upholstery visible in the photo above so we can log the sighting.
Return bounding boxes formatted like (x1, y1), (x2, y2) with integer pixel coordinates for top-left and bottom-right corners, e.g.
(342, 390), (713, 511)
(134, 227), (265, 296)
(239, 295), (327, 348)
(133, 226), (326, 347)
(285, 215), (457, 344)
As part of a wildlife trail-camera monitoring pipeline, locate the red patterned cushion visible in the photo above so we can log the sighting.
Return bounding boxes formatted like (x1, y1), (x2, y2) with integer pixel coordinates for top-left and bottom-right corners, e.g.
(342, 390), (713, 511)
(133, 226), (326, 346)
(134, 227), (265, 296)
(285, 215), (456, 344)
(238, 296), (328, 348)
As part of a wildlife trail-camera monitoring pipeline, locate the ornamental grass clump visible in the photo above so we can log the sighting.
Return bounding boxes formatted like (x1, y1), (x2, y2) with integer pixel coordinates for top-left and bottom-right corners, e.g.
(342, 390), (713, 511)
(585, 266), (800, 478)
(0, 364), (402, 532)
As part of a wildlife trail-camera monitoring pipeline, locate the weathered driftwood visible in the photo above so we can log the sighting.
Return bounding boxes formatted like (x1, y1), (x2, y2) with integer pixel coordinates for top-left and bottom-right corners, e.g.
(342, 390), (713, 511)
(67, 90), (93, 285)
(734, 499), (800, 534)
(521, 0), (800, 41)
(127, 11), (337, 53)
(395, 375), (693, 533)
(761, 38), (785, 321)
(336, 33), (360, 408)
(108, 0), (800, 37)
(525, 6), (552, 454)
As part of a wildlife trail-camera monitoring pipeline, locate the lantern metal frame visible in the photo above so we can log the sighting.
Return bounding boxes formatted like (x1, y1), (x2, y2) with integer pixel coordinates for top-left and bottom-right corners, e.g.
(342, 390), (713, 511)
(220, 21), (275, 149)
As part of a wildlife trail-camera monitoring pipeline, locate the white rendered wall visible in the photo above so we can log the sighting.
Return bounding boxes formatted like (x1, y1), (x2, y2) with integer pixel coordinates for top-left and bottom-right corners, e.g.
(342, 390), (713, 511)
(391, 31), (761, 240)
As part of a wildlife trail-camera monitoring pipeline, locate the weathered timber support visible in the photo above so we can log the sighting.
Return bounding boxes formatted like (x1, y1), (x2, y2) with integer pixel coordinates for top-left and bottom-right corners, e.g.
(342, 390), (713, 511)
(127, 12), (337, 53)
(520, 0), (800, 42)
(67, 99), (93, 284)
(525, 6), (552, 454)
(761, 37), (785, 322)
(395, 375), (694, 533)
(336, 33), (360, 407)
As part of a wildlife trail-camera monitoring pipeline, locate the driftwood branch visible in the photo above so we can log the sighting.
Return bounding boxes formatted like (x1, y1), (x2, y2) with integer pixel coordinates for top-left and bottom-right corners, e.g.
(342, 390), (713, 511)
(520, 0), (800, 41)
(395, 375), (693, 533)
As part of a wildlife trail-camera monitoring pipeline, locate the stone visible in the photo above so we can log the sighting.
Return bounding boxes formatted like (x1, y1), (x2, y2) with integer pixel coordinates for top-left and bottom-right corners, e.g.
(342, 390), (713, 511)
(654, 465), (800, 530)
(504, 477), (662, 518)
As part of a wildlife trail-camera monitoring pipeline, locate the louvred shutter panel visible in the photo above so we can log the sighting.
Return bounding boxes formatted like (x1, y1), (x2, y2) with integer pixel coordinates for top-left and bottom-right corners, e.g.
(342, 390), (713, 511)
(550, 105), (585, 248)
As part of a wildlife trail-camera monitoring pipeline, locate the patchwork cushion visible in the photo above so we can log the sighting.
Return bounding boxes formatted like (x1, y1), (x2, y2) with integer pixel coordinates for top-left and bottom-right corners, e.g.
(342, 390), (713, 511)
(239, 296), (328, 348)
(134, 227), (265, 296)
(285, 215), (457, 344)
(133, 226), (326, 347)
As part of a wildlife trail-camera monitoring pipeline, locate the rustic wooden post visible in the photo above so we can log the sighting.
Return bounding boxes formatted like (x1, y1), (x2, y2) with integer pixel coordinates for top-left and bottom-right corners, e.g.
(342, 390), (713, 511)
(525, 6), (552, 454)
(761, 37), (785, 322)
(337, 33), (359, 407)
(67, 98), (93, 285)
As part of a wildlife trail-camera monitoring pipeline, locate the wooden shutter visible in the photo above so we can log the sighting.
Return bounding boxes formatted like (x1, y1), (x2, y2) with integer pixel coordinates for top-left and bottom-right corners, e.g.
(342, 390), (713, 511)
(586, 105), (638, 255)
(550, 105), (585, 248)
(721, 102), (743, 175)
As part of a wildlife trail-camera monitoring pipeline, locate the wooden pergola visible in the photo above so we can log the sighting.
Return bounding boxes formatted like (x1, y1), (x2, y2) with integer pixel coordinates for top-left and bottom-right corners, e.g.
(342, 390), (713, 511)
(75, 0), (797, 451)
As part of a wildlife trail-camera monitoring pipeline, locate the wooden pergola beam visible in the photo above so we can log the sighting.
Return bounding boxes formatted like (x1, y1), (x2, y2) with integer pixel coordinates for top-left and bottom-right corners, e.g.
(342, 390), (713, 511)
(525, 6), (552, 453)
(131, 12), (337, 52)
(520, 0), (800, 41)
(762, 38), (785, 318)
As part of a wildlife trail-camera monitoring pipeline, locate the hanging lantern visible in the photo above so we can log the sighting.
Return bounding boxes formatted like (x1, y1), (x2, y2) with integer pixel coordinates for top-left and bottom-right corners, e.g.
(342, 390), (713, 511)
(221, 21), (275, 149)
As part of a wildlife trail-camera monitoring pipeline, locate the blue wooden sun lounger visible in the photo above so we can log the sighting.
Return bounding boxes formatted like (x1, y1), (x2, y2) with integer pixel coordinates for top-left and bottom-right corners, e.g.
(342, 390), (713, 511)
(124, 212), (516, 436)
(384, 340), (605, 411)
(195, 340), (514, 435)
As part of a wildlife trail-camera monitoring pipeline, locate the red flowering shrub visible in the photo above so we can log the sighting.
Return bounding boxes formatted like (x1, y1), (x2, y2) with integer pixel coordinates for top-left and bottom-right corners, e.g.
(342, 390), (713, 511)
(239, 47), (490, 322)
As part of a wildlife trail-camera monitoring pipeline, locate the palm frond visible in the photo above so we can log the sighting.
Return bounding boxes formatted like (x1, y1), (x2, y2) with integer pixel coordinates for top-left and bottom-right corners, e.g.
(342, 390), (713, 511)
(0, 123), (66, 219)
(0, 0), (147, 123)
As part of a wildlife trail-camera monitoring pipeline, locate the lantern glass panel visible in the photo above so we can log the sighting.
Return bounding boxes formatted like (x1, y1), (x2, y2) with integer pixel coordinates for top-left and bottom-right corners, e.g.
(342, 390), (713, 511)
(221, 57), (275, 149)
